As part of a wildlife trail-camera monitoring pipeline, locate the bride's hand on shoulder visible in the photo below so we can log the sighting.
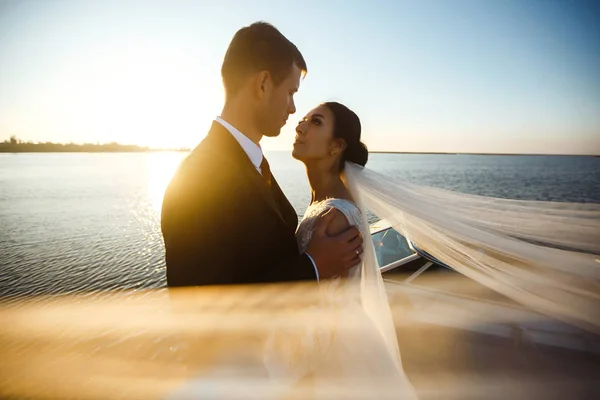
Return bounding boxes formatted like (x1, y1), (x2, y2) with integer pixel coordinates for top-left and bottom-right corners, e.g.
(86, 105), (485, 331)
(306, 208), (363, 279)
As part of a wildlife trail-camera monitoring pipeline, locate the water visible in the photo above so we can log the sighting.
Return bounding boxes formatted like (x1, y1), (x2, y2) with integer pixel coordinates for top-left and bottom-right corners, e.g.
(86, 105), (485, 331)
(1, 152), (599, 298)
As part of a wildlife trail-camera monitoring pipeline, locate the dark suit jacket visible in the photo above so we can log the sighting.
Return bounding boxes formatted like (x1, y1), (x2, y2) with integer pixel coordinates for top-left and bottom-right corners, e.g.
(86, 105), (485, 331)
(161, 121), (316, 287)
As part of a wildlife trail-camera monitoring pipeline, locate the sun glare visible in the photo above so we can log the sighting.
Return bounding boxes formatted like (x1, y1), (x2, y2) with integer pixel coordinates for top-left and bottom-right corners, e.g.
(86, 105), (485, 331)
(32, 43), (223, 150)
(146, 152), (187, 213)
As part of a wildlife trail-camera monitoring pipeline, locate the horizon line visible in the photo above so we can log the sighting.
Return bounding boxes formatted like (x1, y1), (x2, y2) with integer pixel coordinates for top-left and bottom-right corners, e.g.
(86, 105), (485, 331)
(2, 139), (598, 157)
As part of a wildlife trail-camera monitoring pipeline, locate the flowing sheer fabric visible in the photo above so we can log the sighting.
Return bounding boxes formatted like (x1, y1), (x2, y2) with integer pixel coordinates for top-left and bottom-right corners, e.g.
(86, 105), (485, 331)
(344, 162), (600, 334)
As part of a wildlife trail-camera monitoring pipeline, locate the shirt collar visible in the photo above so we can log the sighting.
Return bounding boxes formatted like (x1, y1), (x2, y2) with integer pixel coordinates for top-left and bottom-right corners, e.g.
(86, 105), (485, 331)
(215, 116), (263, 170)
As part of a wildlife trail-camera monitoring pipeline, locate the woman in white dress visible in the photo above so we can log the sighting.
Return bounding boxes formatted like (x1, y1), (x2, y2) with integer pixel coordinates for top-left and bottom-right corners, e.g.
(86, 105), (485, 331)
(263, 102), (417, 399)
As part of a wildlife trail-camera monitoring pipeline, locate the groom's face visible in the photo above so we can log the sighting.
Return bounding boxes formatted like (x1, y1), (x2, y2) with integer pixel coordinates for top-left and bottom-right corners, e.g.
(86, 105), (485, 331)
(260, 64), (302, 138)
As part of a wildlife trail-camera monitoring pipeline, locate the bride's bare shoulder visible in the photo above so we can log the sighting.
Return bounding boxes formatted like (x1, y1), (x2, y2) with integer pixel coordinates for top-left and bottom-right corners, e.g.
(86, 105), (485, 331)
(309, 198), (359, 236)
(325, 206), (351, 236)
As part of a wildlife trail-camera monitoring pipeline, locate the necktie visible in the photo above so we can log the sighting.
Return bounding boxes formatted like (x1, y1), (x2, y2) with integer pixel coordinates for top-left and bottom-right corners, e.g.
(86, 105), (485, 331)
(260, 156), (272, 187)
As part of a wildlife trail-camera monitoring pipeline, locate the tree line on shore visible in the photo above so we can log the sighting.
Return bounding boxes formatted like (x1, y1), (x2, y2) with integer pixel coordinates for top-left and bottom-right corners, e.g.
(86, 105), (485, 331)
(0, 136), (189, 153)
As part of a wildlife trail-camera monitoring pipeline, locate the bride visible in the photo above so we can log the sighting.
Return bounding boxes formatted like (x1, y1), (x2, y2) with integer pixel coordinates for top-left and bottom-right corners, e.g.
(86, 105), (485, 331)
(263, 101), (418, 399)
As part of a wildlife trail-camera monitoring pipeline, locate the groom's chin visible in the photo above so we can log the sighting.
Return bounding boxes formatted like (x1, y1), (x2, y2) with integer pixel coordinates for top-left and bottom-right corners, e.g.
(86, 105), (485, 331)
(263, 131), (281, 137)
(262, 129), (282, 138)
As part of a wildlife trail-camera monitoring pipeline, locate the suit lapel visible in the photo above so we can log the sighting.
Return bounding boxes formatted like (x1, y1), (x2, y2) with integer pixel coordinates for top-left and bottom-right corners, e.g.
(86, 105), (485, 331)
(206, 122), (287, 224)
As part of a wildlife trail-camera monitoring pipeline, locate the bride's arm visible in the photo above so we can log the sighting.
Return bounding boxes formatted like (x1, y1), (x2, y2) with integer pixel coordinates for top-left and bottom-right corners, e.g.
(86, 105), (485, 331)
(325, 208), (351, 236)
(324, 208), (353, 278)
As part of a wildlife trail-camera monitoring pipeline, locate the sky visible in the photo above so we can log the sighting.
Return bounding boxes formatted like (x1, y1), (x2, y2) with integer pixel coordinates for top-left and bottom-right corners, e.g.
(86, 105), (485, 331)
(0, 0), (599, 154)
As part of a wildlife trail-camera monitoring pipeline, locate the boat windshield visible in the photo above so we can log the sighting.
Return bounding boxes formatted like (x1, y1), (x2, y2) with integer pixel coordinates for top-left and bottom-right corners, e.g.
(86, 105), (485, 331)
(372, 227), (415, 268)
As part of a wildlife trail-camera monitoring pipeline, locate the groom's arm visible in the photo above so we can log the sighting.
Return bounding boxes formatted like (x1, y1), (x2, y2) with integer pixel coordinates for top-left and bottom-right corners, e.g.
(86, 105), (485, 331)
(163, 190), (316, 286)
(263, 209), (355, 283)
(162, 157), (242, 287)
(262, 253), (316, 282)
(162, 159), (317, 286)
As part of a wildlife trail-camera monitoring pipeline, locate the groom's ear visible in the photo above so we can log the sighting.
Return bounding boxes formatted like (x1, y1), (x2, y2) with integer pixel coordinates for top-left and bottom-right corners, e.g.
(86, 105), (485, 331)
(255, 70), (272, 99)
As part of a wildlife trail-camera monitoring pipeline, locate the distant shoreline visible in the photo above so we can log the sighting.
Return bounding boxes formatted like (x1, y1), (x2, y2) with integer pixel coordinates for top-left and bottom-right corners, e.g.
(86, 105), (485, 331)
(0, 142), (190, 153)
(0, 149), (191, 153)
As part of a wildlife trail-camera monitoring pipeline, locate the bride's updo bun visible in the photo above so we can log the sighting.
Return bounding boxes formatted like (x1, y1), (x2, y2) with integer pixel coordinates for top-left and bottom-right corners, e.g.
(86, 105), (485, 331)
(321, 101), (368, 171)
(344, 141), (368, 167)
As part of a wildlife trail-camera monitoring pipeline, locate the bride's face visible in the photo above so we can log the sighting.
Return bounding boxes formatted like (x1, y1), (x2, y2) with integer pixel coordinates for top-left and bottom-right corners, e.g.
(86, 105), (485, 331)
(293, 105), (344, 163)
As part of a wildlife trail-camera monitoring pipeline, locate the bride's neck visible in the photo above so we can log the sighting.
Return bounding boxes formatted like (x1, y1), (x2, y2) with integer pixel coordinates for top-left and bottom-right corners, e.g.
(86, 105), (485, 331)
(305, 163), (347, 204)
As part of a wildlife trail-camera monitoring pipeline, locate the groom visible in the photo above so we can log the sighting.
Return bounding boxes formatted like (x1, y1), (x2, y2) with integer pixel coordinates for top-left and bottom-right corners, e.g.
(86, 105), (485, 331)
(161, 22), (363, 287)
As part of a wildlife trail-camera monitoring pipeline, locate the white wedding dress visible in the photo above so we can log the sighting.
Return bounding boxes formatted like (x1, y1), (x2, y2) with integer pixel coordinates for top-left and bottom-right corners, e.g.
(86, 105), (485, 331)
(263, 198), (418, 399)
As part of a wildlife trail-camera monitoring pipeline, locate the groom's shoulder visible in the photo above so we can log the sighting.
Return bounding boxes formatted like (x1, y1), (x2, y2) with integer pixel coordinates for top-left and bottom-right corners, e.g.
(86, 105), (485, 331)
(186, 138), (217, 165)
(176, 138), (235, 180)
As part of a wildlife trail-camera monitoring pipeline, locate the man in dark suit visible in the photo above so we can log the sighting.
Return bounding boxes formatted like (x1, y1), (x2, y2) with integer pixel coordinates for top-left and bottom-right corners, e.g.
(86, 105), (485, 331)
(161, 22), (363, 287)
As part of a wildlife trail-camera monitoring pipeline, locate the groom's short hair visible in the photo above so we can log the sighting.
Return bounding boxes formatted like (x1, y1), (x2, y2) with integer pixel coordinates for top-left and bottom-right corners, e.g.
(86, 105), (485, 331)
(221, 22), (307, 95)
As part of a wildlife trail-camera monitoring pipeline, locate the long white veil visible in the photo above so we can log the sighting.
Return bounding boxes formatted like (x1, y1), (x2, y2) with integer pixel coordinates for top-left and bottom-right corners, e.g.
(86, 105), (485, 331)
(345, 162), (600, 334)
(344, 165), (403, 363)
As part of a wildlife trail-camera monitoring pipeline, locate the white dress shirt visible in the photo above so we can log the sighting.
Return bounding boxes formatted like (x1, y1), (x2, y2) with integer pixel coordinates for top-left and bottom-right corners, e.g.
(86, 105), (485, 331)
(215, 117), (320, 280)
(216, 117), (264, 175)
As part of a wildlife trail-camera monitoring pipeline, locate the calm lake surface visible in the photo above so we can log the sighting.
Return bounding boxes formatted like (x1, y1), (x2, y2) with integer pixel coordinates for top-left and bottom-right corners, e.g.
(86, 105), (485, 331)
(1, 152), (599, 298)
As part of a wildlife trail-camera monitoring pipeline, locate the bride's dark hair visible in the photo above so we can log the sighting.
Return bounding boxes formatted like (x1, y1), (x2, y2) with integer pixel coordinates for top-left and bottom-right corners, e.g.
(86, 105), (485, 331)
(321, 102), (368, 171)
